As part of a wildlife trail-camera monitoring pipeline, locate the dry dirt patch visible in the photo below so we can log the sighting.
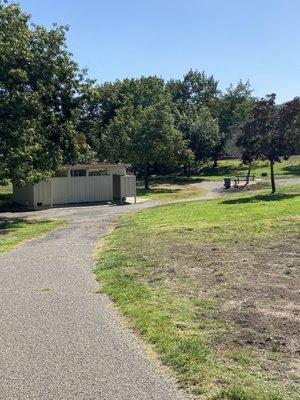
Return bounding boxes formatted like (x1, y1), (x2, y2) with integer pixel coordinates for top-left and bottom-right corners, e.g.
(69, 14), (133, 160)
(148, 235), (300, 387)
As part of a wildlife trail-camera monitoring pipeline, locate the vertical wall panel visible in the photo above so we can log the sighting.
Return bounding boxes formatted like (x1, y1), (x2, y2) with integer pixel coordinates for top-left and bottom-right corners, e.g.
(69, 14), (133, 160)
(25, 172), (133, 207)
(88, 175), (113, 201)
(120, 175), (136, 198)
(51, 177), (68, 204)
(33, 181), (51, 206)
(46, 175), (114, 205)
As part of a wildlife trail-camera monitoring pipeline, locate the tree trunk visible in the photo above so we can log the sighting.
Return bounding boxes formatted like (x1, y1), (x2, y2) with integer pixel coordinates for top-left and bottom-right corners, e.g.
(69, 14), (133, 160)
(245, 163), (252, 186)
(183, 164), (188, 176)
(144, 162), (150, 190)
(184, 163), (190, 178)
(213, 153), (218, 168)
(270, 159), (276, 193)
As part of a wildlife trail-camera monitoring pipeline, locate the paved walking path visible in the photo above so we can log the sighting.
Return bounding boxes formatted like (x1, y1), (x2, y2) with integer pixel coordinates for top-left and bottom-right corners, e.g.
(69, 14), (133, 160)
(0, 202), (187, 400)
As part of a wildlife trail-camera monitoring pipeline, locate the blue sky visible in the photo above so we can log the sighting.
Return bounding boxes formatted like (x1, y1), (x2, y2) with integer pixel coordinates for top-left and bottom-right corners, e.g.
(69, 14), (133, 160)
(18, 0), (300, 103)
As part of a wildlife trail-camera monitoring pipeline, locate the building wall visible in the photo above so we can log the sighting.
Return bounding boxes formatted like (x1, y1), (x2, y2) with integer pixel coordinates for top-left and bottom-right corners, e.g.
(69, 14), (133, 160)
(65, 164), (127, 175)
(51, 175), (113, 204)
(121, 175), (136, 198)
(13, 165), (135, 208)
(33, 181), (52, 206)
(88, 175), (113, 202)
(32, 175), (114, 206)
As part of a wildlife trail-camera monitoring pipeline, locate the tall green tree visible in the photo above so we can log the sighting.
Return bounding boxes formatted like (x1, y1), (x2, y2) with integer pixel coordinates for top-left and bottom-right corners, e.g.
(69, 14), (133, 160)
(167, 69), (219, 113)
(167, 70), (221, 168)
(177, 104), (220, 165)
(237, 94), (300, 193)
(77, 83), (103, 157)
(0, 1), (86, 185)
(211, 81), (253, 167)
(79, 76), (167, 160)
(104, 98), (189, 189)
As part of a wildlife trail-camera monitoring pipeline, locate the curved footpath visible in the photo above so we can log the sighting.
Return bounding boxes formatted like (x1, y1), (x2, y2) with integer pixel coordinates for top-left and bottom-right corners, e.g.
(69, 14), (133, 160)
(0, 177), (298, 399)
(0, 200), (189, 400)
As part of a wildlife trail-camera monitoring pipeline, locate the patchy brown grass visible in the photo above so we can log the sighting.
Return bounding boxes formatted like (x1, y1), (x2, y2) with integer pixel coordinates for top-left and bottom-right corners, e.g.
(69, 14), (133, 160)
(163, 236), (299, 385)
(137, 182), (207, 202)
(96, 189), (300, 399)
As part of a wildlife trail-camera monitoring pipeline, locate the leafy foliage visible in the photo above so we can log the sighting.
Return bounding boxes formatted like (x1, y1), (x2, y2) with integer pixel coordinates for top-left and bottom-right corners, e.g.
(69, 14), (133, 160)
(167, 69), (219, 112)
(0, 1), (298, 191)
(167, 71), (253, 167)
(177, 104), (220, 162)
(212, 81), (254, 165)
(102, 88), (190, 188)
(0, 1), (87, 185)
(237, 94), (300, 192)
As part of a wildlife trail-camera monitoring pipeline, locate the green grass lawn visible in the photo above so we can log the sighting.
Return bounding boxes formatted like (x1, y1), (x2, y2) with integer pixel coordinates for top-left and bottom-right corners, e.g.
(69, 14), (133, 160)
(137, 184), (207, 202)
(96, 187), (300, 400)
(0, 218), (66, 254)
(137, 156), (300, 201)
(195, 155), (300, 182)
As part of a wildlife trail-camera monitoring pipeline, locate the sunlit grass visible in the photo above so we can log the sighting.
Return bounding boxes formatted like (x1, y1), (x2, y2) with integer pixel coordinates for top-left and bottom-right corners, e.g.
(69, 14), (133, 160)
(0, 218), (66, 254)
(96, 188), (300, 399)
(137, 185), (207, 201)
(196, 156), (300, 181)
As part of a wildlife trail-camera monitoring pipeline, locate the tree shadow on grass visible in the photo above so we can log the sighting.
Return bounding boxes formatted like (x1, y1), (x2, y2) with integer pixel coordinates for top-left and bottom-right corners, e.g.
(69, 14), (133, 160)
(0, 193), (33, 213)
(0, 217), (29, 235)
(0, 217), (48, 236)
(221, 193), (299, 205)
(199, 164), (247, 177)
(139, 175), (205, 186)
(282, 165), (300, 176)
(137, 188), (181, 197)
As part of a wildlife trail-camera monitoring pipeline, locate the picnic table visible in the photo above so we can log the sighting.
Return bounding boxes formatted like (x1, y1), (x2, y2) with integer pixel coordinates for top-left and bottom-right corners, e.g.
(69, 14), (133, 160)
(233, 175), (255, 186)
(224, 175), (255, 189)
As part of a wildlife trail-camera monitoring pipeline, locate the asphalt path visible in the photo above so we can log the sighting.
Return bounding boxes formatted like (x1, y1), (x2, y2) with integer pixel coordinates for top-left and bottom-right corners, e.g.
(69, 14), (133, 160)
(0, 201), (188, 400)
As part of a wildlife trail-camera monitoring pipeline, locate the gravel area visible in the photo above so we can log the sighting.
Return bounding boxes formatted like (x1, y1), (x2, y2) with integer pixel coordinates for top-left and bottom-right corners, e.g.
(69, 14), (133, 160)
(0, 201), (187, 400)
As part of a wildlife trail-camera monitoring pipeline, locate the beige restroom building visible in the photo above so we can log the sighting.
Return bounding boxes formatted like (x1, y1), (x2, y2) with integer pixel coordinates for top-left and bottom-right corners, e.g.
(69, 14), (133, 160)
(13, 164), (136, 208)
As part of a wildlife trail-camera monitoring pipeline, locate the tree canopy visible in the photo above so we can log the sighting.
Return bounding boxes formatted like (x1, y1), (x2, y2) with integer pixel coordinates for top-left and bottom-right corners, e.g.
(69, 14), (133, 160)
(167, 71), (253, 168)
(99, 78), (189, 188)
(1, 1), (299, 191)
(237, 94), (300, 192)
(0, 1), (87, 185)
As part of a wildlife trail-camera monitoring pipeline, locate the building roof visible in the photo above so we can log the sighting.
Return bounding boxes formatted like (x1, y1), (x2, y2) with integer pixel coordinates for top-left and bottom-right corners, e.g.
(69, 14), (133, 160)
(62, 163), (131, 170)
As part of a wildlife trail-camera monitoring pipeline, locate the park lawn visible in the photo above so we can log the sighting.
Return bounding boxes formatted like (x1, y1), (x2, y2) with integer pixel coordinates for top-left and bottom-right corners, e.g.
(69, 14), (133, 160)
(195, 155), (300, 182)
(96, 189), (300, 400)
(137, 183), (207, 202)
(277, 183), (300, 193)
(136, 156), (300, 199)
(253, 183), (300, 194)
(0, 218), (66, 254)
